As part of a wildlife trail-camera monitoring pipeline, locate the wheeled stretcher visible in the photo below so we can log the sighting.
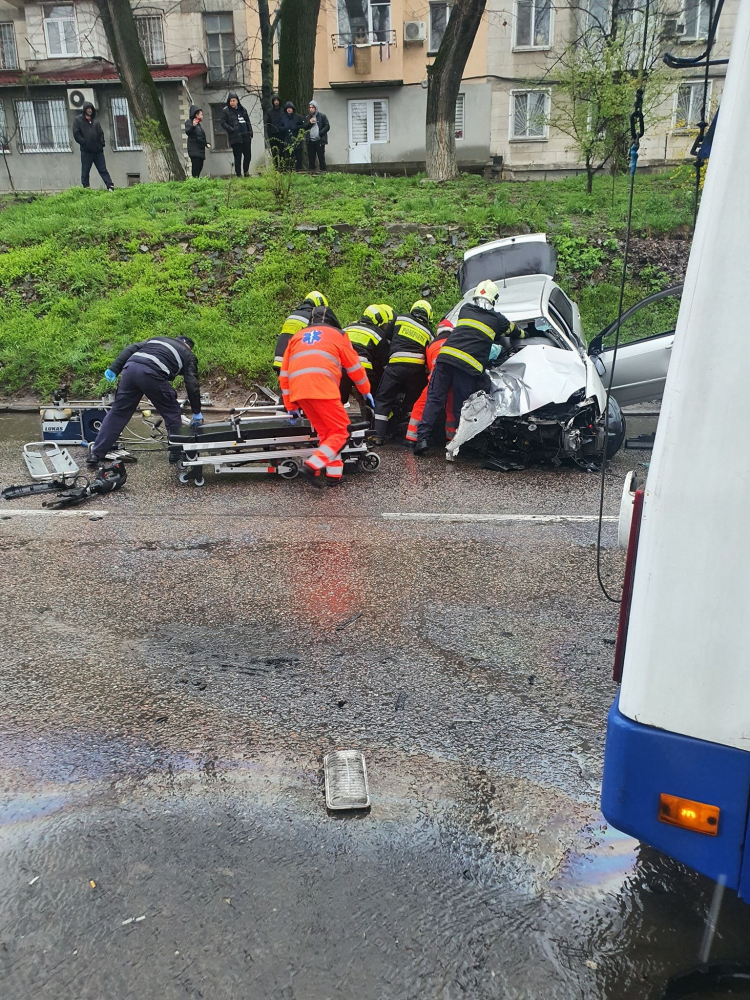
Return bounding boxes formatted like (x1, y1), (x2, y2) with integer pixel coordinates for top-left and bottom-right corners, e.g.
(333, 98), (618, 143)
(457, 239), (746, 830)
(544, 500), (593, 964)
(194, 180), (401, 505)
(168, 407), (381, 486)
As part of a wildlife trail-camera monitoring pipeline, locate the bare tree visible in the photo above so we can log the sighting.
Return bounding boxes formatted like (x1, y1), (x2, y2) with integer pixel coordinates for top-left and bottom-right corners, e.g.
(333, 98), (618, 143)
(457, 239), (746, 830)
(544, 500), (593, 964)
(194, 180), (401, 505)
(94, 0), (184, 182)
(276, 0), (322, 112)
(426, 0), (487, 182)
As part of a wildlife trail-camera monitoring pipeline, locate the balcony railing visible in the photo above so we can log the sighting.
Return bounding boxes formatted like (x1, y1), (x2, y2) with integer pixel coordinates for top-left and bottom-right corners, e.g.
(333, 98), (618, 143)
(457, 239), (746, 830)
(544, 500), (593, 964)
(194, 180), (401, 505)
(331, 30), (397, 49)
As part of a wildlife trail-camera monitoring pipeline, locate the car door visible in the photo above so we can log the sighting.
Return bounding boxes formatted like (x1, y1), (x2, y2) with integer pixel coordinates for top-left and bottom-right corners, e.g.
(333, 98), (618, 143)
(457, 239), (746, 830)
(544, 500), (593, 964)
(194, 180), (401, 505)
(589, 286), (682, 406)
(458, 234), (558, 294)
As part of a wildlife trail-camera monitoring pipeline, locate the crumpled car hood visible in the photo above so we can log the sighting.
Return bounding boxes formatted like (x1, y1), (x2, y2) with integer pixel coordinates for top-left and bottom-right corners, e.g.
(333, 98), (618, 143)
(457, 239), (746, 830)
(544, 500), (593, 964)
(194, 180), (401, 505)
(447, 345), (588, 457)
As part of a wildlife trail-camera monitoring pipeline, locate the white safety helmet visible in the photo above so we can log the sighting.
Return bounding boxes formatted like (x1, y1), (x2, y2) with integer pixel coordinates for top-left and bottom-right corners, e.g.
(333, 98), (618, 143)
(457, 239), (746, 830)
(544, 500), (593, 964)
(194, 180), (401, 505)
(473, 279), (500, 311)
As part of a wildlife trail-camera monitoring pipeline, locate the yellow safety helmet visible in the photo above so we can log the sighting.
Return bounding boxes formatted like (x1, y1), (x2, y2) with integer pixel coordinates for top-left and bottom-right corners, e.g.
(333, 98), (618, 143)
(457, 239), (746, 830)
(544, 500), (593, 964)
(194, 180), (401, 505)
(304, 290), (328, 308)
(378, 304), (395, 324)
(474, 279), (500, 304)
(363, 303), (391, 327)
(411, 299), (433, 323)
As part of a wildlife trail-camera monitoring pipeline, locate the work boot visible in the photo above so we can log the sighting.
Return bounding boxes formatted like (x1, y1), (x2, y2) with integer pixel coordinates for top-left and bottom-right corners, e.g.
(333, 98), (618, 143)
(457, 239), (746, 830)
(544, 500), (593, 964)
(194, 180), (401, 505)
(302, 464), (325, 489)
(86, 443), (101, 466)
(168, 446), (182, 465)
(368, 434), (384, 446)
(414, 439), (428, 456)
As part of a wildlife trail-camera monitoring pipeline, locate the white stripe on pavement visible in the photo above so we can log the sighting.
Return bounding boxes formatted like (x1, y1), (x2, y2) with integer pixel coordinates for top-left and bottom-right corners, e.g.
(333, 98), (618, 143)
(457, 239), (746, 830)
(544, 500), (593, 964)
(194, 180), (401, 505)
(382, 513), (617, 523)
(0, 510), (109, 519)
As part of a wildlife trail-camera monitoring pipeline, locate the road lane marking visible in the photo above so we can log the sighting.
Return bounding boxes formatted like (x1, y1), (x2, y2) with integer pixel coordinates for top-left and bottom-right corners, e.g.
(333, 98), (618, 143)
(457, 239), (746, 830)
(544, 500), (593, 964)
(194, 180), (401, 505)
(0, 510), (109, 519)
(382, 513), (618, 523)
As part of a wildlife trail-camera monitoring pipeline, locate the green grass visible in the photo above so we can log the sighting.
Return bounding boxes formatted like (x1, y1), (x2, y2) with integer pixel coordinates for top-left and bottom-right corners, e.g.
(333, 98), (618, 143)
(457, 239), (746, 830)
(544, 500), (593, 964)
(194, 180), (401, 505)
(0, 171), (692, 397)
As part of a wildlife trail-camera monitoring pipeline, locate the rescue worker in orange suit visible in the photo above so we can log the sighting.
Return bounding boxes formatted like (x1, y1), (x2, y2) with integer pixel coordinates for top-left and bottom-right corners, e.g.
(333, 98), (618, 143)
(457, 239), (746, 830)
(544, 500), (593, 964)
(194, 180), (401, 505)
(341, 303), (395, 407)
(273, 291), (333, 372)
(278, 308), (373, 487)
(371, 300), (434, 445)
(415, 279), (517, 456)
(405, 318), (455, 447)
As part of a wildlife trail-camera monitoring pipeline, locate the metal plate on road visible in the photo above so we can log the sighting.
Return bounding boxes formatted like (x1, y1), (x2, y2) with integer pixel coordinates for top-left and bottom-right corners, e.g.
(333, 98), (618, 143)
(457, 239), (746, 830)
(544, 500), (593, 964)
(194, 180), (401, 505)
(324, 750), (370, 811)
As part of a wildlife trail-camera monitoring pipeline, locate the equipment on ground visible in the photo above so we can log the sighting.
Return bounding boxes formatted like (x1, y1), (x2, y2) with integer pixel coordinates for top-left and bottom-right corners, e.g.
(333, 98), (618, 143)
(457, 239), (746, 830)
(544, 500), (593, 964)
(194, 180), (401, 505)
(43, 461), (128, 508)
(22, 442), (80, 482)
(169, 406), (380, 486)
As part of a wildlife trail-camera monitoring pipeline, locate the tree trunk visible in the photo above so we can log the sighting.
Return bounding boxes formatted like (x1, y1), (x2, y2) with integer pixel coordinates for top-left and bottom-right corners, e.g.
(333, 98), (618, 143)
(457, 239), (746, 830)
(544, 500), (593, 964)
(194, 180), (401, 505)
(586, 155), (594, 194)
(277, 0), (321, 112)
(257, 0), (276, 113)
(94, 0), (184, 183)
(426, 0), (487, 182)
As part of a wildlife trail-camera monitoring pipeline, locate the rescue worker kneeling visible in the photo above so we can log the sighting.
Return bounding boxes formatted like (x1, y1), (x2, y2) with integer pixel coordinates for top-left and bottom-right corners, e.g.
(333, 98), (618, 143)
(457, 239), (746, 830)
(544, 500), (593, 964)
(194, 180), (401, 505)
(278, 308), (374, 487)
(415, 280), (516, 456)
(273, 291), (336, 372)
(371, 300), (434, 445)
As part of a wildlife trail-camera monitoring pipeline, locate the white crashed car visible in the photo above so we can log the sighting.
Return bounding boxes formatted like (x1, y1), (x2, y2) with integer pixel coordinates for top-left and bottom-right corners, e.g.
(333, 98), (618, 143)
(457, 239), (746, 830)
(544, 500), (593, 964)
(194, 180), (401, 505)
(443, 234), (678, 469)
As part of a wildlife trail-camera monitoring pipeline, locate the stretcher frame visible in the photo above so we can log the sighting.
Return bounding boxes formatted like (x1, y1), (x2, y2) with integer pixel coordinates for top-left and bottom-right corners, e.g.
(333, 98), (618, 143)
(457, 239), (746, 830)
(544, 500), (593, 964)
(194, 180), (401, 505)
(168, 406), (380, 486)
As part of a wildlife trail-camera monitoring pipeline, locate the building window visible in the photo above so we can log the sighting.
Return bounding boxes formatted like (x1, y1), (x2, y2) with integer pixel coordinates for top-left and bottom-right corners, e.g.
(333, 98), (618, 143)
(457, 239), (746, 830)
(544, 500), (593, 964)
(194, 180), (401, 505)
(586, 0), (610, 32)
(110, 97), (141, 151)
(204, 13), (236, 84)
(337, 0), (391, 44)
(455, 93), (465, 140)
(210, 103), (230, 150)
(0, 22), (19, 70)
(136, 16), (166, 66)
(43, 4), (79, 58)
(15, 99), (70, 152)
(0, 101), (9, 152)
(510, 90), (549, 139)
(674, 80), (711, 130)
(514, 0), (552, 48)
(429, 2), (451, 51)
(682, 0), (710, 39)
(348, 98), (389, 145)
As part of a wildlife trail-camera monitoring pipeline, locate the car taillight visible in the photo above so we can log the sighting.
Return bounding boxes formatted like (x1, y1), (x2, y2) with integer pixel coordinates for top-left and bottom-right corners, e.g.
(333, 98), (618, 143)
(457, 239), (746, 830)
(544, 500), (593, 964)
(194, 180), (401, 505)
(613, 487), (645, 683)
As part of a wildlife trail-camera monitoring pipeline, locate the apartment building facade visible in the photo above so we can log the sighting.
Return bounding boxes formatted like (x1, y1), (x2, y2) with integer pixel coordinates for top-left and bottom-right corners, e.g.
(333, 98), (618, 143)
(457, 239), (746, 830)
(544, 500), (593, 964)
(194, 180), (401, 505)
(0, 0), (736, 190)
(307, 0), (734, 176)
(0, 0), (264, 191)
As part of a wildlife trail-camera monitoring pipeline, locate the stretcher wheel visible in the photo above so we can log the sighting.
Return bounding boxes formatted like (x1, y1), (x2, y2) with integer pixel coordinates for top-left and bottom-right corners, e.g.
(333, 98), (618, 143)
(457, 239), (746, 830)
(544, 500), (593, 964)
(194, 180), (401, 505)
(278, 460), (299, 480)
(359, 452), (380, 473)
(179, 472), (190, 484)
(193, 476), (205, 488)
(177, 460), (187, 472)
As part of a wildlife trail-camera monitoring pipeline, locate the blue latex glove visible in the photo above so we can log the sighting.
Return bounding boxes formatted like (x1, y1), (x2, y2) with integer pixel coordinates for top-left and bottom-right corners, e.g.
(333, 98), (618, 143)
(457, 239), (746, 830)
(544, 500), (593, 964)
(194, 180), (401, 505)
(104, 368), (117, 382)
(363, 393), (375, 409)
(190, 412), (204, 428)
(288, 409), (303, 425)
(489, 344), (502, 362)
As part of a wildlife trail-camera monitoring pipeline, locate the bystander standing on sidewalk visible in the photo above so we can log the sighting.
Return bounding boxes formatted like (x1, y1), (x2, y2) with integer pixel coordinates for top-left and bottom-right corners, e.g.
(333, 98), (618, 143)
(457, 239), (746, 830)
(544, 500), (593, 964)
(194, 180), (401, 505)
(305, 101), (330, 173)
(185, 106), (210, 178)
(282, 101), (305, 172)
(221, 92), (253, 177)
(73, 102), (114, 191)
(265, 95), (286, 169)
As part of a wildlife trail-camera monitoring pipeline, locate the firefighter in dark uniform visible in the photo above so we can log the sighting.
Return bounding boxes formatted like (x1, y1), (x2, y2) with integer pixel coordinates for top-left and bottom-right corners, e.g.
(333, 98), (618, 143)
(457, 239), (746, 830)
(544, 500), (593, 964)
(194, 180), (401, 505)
(273, 291), (334, 372)
(341, 303), (395, 405)
(371, 299), (434, 445)
(415, 279), (518, 456)
(88, 336), (202, 464)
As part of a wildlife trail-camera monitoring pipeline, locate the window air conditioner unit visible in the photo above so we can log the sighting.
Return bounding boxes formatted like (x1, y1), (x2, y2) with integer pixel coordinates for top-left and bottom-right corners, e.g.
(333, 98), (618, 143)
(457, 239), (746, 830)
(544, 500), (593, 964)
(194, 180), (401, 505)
(403, 20), (427, 43)
(67, 88), (97, 111)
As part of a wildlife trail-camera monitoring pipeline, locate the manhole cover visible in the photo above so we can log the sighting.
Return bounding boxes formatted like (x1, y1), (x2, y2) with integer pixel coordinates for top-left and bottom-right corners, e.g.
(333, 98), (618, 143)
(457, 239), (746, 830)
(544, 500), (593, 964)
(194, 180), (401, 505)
(324, 750), (370, 811)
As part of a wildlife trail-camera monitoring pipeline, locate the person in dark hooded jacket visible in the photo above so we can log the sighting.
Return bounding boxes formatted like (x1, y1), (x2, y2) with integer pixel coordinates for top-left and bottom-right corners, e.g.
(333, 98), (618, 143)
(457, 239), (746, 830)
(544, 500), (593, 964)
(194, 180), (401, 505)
(184, 105), (211, 177)
(220, 92), (254, 177)
(282, 101), (305, 172)
(73, 102), (114, 191)
(264, 95), (285, 169)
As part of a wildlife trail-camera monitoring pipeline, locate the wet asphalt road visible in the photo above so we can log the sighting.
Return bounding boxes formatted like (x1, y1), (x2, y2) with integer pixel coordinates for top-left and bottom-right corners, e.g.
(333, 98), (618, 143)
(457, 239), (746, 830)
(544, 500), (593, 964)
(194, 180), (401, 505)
(2, 411), (750, 1000)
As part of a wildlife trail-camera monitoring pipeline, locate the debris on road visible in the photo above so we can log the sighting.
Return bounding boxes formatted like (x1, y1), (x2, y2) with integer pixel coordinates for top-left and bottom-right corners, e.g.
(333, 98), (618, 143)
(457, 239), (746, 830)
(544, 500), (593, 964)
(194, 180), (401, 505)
(28, 875), (40, 886)
(335, 610), (363, 631)
(324, 750), (370, 811)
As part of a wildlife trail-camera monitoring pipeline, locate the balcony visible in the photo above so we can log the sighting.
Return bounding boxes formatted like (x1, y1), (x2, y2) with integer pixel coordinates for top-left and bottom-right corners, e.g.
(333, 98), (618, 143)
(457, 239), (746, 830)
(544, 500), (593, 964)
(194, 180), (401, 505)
(331, 29), (397, 49)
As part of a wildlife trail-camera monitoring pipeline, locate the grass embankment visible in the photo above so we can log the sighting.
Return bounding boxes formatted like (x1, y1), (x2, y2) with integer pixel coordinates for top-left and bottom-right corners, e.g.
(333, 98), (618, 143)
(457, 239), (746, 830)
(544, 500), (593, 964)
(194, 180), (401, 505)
(0, 171), (694, 398)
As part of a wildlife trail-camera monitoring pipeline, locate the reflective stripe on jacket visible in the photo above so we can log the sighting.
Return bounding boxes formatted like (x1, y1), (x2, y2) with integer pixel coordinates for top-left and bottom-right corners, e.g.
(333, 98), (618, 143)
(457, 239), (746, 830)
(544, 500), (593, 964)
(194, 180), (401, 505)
(279, 324), (371, 406)
(273, 303), (315, 369)
(437, 302), (514, 375)
(388, 313), (434, 366)
(344, 319), (390, 373)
